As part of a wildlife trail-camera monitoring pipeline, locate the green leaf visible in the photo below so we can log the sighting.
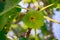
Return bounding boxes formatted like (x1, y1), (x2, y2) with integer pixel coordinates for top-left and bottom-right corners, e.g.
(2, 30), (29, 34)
(0, 14), (8, 31)
(24, 0), (31, 3)
(0, 1), (5, 13)
(5, 6), (21, 27)
(0, 0), (21, 15)
(24, 0), (36, 3)
(19, 36), (28, 40)
(0, 27), (7, 40)
(0, 6), (21, 31)
(23, 10), (44, 29)
(31, 0), (36, 3)
(4, 0), (21, 10)
(57, 3), (60, 9)
(46, 0), (60, 9)
(41, 23), (50, 35)
(46, 0), (57, 4)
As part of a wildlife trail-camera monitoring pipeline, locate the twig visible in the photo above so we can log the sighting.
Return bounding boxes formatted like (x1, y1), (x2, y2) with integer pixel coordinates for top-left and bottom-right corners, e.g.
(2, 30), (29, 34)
(40, 3), (54, 11)
(34, 28), (37, 40)
(44, 16), (60, 24)
(25, 28), (31, 38)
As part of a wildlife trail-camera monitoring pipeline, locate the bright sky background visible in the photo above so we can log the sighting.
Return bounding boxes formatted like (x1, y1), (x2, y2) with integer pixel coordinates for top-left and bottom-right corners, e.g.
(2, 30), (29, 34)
(52, 8), (60, 40)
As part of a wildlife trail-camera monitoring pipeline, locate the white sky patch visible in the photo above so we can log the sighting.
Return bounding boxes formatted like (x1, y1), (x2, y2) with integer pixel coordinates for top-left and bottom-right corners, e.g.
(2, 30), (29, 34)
(30, 3), (35, 9)
(39, 1), (44, 7)
(18, 21), (24, 27)
(7, 31), (15, 40)
(52, 8), (60, 40)
(30, 29), (41, 36)
(18, 1), (29, 12)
